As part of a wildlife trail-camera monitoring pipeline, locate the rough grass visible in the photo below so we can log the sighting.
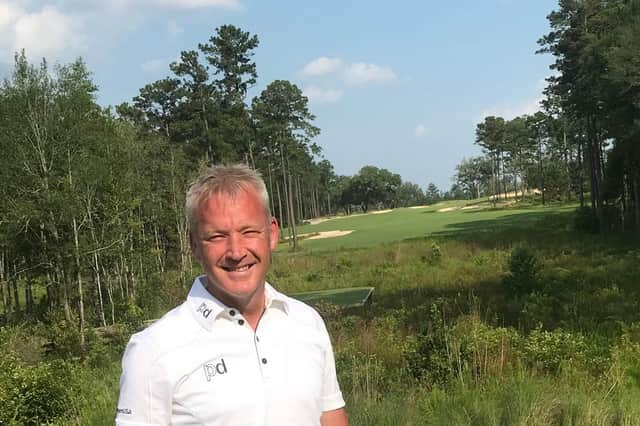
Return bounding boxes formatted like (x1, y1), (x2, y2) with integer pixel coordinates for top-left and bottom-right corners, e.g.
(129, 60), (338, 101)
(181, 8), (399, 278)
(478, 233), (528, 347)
(5, 202), (640, 425)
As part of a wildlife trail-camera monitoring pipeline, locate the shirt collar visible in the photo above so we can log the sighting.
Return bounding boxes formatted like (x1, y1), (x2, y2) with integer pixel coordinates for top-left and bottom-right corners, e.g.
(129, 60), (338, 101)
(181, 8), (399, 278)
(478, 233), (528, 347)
(187, 276), (290, 331)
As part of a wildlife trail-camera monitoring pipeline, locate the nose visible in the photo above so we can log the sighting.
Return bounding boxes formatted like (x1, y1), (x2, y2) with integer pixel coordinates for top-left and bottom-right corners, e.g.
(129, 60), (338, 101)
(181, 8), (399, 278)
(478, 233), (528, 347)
(225, 233), (246, 261)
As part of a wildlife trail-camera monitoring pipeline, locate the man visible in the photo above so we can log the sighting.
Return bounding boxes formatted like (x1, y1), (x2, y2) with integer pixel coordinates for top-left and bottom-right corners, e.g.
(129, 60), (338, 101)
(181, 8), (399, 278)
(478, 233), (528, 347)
(116, 164), (348, 426)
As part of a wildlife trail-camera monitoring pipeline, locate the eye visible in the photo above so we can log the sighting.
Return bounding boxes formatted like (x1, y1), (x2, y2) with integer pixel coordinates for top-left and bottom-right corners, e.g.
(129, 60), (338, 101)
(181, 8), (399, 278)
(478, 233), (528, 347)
(243, 229), (260, 236)
(207, 234), (226, 241)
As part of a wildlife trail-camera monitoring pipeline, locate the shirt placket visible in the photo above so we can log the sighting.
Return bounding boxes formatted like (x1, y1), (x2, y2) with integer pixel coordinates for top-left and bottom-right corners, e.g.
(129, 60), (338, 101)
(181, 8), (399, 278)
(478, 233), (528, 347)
(226, 307), (272, 380)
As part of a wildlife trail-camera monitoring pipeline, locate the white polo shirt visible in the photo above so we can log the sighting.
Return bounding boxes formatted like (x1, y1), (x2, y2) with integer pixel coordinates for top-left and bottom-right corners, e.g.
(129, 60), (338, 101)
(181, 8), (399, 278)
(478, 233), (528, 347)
(116, 276), (345, 425)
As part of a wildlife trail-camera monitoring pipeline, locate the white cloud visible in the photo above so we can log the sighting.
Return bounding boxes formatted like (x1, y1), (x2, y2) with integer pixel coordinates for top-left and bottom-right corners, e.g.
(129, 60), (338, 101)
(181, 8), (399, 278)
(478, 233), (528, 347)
(0, 2), (86, 62)
(0, 0), (240, 63)
(303, 85), (342, 104)
(143, 0), (239, 9)
(475, 95), (543, 125)
(167, 20), (183, 37)
(141, 58), (166, 73)
(100, 0), (240, 10)
(301, 56), (397, 85)
(344, 62), (397, 85)
(302, 56), (342, 77)
(414, 124), (426, 137)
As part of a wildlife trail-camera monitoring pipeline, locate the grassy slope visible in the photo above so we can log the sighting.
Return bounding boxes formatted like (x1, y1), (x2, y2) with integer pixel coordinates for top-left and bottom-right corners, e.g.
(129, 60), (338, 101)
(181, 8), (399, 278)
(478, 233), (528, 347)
(6, 200), (640, 425)
(280, 201), (575, 251)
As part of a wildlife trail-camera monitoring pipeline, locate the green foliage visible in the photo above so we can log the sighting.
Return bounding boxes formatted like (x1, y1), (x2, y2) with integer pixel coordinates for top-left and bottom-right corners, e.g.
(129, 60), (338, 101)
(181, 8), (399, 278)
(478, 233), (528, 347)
(0, 355), (77, 425)
(574, 206), (599, 233)
(405, 303), (464, 385)
(502, 247), (539, 296)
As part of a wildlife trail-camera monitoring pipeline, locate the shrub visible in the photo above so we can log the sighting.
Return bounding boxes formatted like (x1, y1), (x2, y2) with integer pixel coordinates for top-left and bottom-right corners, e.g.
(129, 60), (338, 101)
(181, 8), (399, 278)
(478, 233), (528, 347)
(502, 247), (539, 296)
(0, 355), (77, 425)
(574, 206), (598, 233)
(522, 329), (589, 374)
(405, 303), (467, 385)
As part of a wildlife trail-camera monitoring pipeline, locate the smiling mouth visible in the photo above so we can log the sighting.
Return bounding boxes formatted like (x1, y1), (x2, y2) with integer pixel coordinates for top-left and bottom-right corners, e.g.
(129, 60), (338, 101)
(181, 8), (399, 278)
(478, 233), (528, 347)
(222, 264), (253, 272)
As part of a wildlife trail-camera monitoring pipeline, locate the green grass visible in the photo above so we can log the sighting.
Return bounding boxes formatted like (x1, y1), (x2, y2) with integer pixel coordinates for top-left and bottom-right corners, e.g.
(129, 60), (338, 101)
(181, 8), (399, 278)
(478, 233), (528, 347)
(4, 200), (640, 425)
(290, 286), (373, 307)
(278, 201), (576, 251)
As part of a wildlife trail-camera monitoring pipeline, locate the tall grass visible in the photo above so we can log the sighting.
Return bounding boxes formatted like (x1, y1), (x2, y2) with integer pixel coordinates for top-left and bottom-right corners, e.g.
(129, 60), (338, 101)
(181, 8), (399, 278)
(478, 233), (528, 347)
(3, 206), (640, 424)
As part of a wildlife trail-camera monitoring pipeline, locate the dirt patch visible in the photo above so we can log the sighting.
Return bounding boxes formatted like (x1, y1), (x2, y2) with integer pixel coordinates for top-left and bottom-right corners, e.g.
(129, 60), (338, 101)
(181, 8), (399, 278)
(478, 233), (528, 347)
(308, 217), (332, 225)
(307, 230), (354, 240)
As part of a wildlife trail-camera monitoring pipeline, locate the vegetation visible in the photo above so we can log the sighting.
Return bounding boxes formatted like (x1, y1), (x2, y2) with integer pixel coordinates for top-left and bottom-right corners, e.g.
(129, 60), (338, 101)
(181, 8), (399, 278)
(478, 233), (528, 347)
(2, 204), (640, 425)
(453, 0), (640, 236)
(1, 1), (640, 423)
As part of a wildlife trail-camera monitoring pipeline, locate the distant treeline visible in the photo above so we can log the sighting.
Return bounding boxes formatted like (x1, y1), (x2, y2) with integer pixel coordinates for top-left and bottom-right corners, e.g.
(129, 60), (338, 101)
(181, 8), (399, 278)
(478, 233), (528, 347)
(0, 25), (436, 332)
(453, 0), (640, 234)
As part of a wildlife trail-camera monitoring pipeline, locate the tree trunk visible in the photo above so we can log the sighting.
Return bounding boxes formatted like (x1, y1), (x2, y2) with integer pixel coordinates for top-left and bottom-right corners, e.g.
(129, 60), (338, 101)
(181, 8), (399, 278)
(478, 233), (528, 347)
(578, 140), (585, 208)
(633, 171), (640, 231)
(267, 162), (276, 218)
(295, 174), (303, 221)
(103, 265), (116, 325)
(72, 217), (86, 349)
(1, 252), (8, 320)
(94, 252), (107, 327)
(288, 173), (298, 250)
(153, 222), (165, 273)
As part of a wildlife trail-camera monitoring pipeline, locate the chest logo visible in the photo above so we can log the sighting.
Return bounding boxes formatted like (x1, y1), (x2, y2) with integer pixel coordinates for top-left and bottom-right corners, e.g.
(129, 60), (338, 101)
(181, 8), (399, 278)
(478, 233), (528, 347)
(203, 358), (228, 381)
(196, 302), (212, 318)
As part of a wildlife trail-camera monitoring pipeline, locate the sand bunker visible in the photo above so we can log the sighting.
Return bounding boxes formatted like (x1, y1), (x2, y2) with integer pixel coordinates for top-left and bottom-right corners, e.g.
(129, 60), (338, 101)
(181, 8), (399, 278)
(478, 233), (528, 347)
(371, 209), (392, 215)
(307, 230), (353, 240)
(437, 207), (458, 212)
(461, 205), (481, 210)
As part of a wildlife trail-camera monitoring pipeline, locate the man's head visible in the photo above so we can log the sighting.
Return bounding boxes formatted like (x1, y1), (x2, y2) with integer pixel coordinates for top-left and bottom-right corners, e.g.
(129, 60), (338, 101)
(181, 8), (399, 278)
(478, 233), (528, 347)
(186, 164), (271, 234)
(186, 164), (279, 311)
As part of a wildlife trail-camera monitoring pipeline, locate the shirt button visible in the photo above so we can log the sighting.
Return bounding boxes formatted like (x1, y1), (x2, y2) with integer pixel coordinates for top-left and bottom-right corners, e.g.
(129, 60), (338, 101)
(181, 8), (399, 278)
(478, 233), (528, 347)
(229, 310), (236, 316)
(238, 319), (245, 326)
(261, 358), (267, 364)
(256, 336), (260, 342)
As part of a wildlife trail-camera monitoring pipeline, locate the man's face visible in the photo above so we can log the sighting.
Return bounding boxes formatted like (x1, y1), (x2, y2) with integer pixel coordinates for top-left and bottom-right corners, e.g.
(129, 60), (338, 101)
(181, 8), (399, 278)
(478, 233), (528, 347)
(190, 187), (279, 309)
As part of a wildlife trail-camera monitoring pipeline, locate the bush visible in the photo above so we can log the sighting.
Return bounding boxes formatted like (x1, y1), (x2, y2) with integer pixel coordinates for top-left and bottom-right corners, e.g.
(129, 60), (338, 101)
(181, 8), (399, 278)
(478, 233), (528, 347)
(405, 303), (467, 385)
(0, 355), (77, 425)
(522, 329), (590, 374)
(502, 247), (539, 296)
(574, 206), (598, 233)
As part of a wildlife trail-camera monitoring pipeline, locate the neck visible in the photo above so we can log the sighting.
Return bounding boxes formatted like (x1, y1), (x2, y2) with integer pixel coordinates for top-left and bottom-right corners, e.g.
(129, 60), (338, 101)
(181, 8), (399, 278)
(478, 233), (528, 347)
(205, 281), (266, 331)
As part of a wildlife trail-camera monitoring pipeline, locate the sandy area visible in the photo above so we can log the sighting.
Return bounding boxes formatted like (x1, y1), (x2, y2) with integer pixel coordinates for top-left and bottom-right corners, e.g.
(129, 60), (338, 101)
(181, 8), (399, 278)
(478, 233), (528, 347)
(308, 217), (332, 225)
(461, 205), (481, 210)
(306, 230), (353, 240)
(371, 209), (392, 215)
(409, 205), (430, 209)
(307, 208), (392, 225)
(437, 207), (458, 212)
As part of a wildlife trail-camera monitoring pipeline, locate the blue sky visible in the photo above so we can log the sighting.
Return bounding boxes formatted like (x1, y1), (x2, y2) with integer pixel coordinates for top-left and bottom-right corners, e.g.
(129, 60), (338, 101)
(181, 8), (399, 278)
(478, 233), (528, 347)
(0, 0), (558, 190)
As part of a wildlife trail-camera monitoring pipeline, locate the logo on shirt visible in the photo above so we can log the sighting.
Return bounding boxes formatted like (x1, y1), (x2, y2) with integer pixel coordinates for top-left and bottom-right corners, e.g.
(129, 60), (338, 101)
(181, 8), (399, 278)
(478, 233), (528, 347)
(203, 358), (228, 381)
(196, 302), (212, 318)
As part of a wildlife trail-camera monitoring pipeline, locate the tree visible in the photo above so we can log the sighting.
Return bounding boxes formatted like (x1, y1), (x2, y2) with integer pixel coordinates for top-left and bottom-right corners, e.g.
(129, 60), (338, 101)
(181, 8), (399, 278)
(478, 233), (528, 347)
(346, 166), (401, 213)
(251, 80), (319, 249)
(397, 182), (425, 207)
(424, 183), (441, 205)
(476, 116), (506, 201)
(455, 156), (492, 199)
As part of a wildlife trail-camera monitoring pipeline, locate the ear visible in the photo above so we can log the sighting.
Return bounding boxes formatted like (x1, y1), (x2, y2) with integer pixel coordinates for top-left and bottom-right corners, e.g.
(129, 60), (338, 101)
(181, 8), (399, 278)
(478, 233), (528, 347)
(269, 217), (279, 251)
(189, 231), (200, 260)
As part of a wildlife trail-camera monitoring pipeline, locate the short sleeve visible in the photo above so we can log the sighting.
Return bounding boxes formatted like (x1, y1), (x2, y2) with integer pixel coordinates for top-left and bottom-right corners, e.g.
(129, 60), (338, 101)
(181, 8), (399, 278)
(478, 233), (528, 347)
(115, 334), (172, 425)
(317, 318), (346, 412)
